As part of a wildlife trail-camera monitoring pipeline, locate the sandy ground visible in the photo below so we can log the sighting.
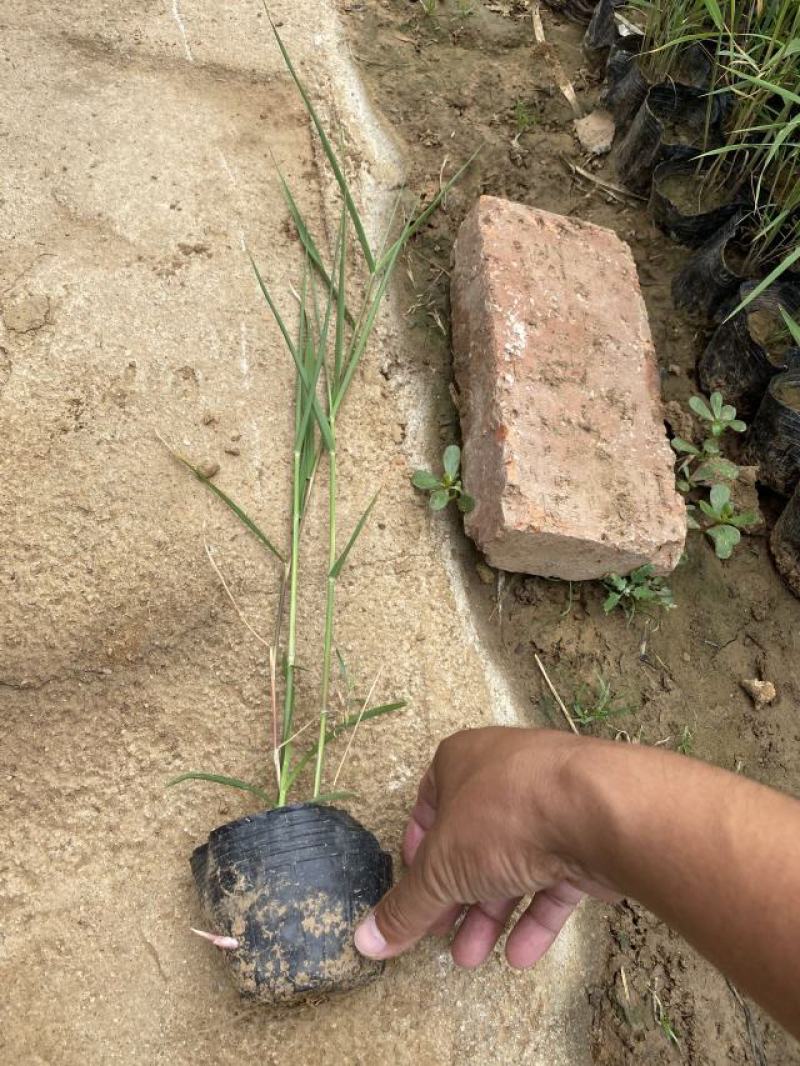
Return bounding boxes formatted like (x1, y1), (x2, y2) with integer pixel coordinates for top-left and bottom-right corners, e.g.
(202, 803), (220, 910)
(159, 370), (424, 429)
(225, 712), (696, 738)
(0, 3), (603, 1063)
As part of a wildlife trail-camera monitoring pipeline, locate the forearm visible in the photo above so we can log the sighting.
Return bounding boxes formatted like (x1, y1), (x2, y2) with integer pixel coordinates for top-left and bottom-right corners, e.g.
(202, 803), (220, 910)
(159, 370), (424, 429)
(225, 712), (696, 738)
(558, 738), (800, 1037)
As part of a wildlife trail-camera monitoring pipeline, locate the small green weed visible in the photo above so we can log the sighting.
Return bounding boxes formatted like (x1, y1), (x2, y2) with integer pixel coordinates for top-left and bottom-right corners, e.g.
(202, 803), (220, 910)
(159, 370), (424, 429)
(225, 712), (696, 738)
(572, 676), (633, 730)
(602, 565), (675, 621)
(418, 0), (437, 14)
(513, 100), (538, 142)
(677, 725), (694, 755)
(412, 445), (475, 513)
(671, 391), (745, 493)
(455, 0), (474, 15)
(687, 484), (758, 561)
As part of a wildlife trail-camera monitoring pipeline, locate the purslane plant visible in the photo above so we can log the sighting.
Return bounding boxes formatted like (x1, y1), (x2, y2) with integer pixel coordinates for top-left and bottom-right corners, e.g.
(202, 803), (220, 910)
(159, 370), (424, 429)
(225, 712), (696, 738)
(412, 444), (475, 513)
(671, 391), (746, 493)
(686, 483), (758, 560)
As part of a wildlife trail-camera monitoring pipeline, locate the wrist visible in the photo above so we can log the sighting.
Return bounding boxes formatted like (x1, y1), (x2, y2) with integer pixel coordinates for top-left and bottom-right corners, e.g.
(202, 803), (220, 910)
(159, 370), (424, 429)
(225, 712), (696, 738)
(532, 731), (624, 889)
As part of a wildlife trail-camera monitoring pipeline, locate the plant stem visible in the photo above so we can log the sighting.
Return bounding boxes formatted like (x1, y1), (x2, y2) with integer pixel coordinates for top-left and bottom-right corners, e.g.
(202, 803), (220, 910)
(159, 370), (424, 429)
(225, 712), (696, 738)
(313, 440), (337, 797)
(278, 447), (302, 806)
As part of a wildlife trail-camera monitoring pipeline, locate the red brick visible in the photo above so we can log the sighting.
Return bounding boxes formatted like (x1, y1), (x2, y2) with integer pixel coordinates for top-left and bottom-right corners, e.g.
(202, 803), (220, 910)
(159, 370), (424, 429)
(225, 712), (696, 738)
(451, 196), (685, 579)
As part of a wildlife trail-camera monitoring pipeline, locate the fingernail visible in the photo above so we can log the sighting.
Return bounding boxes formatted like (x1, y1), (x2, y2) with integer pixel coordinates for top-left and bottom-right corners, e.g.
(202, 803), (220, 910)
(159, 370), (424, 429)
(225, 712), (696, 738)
(354, 912), (387, 959)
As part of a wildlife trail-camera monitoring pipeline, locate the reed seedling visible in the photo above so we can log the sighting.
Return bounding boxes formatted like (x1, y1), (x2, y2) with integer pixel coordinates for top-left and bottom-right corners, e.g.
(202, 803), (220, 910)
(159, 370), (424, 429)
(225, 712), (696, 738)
(631, 1), (800, 313)
(166, 22), (470, 810)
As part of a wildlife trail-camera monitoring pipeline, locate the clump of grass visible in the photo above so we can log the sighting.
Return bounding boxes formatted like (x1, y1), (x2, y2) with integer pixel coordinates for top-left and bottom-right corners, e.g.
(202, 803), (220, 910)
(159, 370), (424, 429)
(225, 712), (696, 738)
(571, 675), (633, 730)
(165, 21), (470, 809)
(513, 100), (538, 142)
(633, 0), (800, 314)
(677, 725), (694, 755)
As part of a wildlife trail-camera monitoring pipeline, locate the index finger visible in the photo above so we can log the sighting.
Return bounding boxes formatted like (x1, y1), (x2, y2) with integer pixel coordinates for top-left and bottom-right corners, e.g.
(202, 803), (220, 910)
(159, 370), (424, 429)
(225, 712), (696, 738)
(403, 765), (438, 866)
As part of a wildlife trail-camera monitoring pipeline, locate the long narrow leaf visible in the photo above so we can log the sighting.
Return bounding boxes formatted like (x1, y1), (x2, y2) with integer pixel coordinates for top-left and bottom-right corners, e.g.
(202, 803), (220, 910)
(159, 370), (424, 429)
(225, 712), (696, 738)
(726, 244), (800, 319)
(268, 14), (375, 272)
(166, 447), (285, 561)
(375, 150), (479, 273)
(333, 241), (403, 414)
(278, 169), (354, 327)
(330, 490), (379, 578)
(286, 701), (406, 790)
(166, 772), (273, 806)
(250, 255), (335, 452)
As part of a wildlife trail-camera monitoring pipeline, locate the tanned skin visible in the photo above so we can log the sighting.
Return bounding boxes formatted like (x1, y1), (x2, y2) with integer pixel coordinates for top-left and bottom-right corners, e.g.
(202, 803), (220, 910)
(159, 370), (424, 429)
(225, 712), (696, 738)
(354, 728), (800, 1039)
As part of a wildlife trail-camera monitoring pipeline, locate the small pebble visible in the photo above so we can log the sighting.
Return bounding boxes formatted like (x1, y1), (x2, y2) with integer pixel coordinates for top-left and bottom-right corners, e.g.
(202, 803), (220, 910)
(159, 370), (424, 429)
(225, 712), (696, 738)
(196, 459), (219, 479)
(740, 678), (776, 708)
(202, 411), (219, 425)
(224, 446), (241, 457)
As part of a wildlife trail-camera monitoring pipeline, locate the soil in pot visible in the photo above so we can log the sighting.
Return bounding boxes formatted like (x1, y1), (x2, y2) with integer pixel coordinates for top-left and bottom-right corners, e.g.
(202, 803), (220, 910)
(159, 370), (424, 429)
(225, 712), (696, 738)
(190, 803), (392, 1005)
(745, 365), (800, 496)
(697, 278), (800, 418)
(771, 481), (800, 598)
(650, 155), (745, 246)
(672, 210), (748, 315)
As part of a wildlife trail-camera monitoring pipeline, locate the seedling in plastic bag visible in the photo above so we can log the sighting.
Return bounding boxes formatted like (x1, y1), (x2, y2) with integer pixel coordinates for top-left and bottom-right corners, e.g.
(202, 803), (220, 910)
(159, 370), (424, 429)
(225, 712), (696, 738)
(412, 444), (475, 513)
(687, 483), (758, 561)
(602, 565), (675, 621)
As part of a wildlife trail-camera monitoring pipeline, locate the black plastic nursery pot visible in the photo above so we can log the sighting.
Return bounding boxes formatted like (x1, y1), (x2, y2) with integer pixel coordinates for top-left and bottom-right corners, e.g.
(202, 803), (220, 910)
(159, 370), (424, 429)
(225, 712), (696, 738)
(602, 39), (648, 131)
(616, 82), (722, 195)
(745, 365), (800, 497)
(583, 0), (623, 59)
(650, 155), (746, 247)
(190, 803), (392, 1005)
(698, 279), (800, 419)
(545, 0), (602, 23)
(672, 210), (748, 315)
(771, 481), (800, 599)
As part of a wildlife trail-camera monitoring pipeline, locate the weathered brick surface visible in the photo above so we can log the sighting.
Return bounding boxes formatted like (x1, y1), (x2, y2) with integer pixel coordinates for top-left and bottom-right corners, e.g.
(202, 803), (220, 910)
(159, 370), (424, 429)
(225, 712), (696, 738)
(451, 196), (686, 579)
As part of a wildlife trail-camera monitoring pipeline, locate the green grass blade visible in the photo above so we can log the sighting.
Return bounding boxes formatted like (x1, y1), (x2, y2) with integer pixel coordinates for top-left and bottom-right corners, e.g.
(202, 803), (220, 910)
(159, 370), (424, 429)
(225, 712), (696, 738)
(249, 250), (299, 363)
(330, 489), (379, 578)
(726, 244), (800, 320)
(250, 254), (335, 452)
(781, 308), (800, 346)
(278, 168), (354, 327)
(165, 446), (285, 561)
(285, 701), (406, 791)
(333, 242), (403, 414)
(166, 772), (273, 806)
(375, 150), (479, 273)
(268, 14), (375, 272)
(335, 203), (348, 393)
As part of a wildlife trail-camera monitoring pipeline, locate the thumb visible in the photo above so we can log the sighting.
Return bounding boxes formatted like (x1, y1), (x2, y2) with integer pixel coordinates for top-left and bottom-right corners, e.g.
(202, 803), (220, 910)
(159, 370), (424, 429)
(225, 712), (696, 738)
(354, 835), (453, 960)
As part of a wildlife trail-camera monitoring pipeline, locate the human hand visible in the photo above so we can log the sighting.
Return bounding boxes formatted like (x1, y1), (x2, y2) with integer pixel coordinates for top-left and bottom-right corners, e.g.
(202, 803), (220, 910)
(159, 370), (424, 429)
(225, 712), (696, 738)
(354, 727), (619, 969)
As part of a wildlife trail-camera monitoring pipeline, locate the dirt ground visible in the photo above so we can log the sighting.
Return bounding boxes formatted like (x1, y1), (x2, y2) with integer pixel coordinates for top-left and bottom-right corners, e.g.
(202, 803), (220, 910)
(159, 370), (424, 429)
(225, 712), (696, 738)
(1, 2), (595, 1065)
(341, 1), (800, 1063)
(2, 0), (798, 1062)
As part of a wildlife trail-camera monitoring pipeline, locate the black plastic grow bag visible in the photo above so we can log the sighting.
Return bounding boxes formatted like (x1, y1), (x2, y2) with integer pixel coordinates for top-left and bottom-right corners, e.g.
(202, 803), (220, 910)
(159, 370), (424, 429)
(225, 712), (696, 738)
(745, 364), (800, 497)
(771, 481), (800, 599)
(617, 82), (723, 194)
(698, 278), (800, 418)
(672, 210), (748, 315)
(650, 154), (747, 247)
(191, 803), (392, 1005)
